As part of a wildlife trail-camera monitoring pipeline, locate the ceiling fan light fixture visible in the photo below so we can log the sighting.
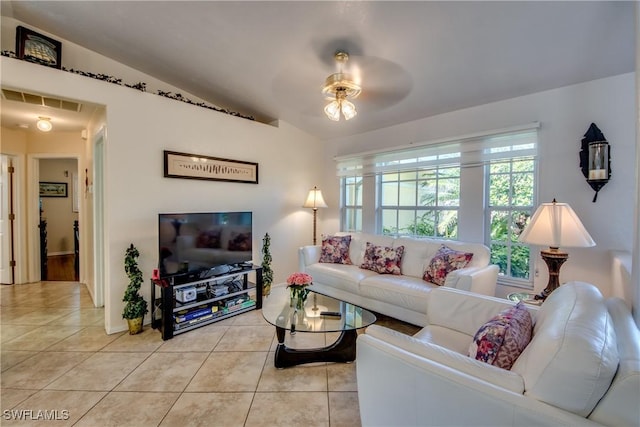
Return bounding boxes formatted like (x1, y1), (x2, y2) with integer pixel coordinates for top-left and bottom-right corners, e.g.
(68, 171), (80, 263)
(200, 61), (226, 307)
(36, 117), (52, 132)
(324, 100), (341, 121)
(322, 51), (361, 122)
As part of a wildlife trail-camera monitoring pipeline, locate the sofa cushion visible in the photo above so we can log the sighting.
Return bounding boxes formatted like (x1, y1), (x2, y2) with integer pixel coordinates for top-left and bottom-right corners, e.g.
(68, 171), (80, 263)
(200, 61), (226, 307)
(468, 302), (533, 370)
(360, 242), (405, 275)
(306, 263), (377, 293)
(394, 237), (439, 279)
(423, 245), (473, 285)
(340, 232), (395, 267)
(511, 282), (619, 417)
(319, 235), (353, 264)
(360, 274), (435, 314)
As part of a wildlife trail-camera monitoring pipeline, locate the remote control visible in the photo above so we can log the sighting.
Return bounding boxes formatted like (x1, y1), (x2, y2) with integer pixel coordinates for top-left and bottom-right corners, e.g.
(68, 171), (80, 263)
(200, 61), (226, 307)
(320, 311), (342, 317)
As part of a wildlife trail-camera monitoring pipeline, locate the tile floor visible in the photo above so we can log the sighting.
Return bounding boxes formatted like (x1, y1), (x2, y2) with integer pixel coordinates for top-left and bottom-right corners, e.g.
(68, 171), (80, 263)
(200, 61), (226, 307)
(0, 281), (419, 426)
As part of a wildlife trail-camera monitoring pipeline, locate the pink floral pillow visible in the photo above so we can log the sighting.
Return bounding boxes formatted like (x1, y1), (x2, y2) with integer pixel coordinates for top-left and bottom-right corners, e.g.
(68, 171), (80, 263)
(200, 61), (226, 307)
(468, 302), (533, 370)
(318, 235), (352, 264)
(423, 245), (473, 286)
(360, 242), (405, 275)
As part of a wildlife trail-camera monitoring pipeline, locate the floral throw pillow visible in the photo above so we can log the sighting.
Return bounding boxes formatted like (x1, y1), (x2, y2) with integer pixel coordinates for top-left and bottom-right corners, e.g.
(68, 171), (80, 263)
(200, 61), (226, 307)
(360, 242), (405, 275)
(318, 235), (352, 264)
(423, 245), (473, 286)
(468, 302), (533, 370)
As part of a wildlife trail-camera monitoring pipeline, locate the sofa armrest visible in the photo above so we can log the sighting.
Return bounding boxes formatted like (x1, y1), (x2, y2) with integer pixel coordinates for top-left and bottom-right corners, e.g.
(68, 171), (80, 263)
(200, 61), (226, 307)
(444, 264), (499, 296)
(357, 331), (604, 427)
(298, 245), (321, 271)
(364, 325), (524, 393)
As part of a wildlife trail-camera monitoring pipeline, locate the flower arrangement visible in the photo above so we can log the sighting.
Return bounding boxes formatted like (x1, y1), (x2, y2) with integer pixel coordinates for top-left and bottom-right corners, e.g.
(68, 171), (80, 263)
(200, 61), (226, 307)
(286, 272), (313, 309)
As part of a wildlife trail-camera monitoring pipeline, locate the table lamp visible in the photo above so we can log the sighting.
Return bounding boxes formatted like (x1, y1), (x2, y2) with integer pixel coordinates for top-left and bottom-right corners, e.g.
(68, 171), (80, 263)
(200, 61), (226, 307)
(518, 199), (595, 300)
(303, 186), (328, 245)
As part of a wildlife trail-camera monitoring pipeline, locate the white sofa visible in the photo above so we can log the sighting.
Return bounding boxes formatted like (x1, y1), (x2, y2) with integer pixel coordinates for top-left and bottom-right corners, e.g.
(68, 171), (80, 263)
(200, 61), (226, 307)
(299, 232), (499, 326)
(356, 282), (640, 427)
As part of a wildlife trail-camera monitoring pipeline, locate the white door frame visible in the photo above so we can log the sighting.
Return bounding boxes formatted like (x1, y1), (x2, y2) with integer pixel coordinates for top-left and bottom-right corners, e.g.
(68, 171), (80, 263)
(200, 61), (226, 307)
(27, 154), (81, 283)
(93, 128), (106, 308)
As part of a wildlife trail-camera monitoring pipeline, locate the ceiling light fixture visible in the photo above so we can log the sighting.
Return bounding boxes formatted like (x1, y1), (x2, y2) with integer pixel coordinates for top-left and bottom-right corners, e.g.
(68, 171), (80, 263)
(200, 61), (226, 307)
(36, 117), (52, 132)
(322, 52), (361, 121)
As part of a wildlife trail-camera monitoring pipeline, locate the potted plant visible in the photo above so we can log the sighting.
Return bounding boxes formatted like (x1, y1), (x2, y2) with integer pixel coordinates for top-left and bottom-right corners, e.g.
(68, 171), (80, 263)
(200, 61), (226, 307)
(122, 243), (148, 334)
(261, 233), (273, 296)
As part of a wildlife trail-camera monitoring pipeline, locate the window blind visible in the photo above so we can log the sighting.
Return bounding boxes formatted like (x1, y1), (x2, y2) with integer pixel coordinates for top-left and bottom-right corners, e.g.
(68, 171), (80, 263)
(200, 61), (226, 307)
(335, 122), (540, 177)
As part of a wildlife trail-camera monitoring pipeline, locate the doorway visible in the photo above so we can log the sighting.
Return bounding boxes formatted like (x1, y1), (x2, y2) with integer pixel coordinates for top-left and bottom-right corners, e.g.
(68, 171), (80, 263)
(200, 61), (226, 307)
(0, 155), (15, 284)
(39, 158), (79, 281)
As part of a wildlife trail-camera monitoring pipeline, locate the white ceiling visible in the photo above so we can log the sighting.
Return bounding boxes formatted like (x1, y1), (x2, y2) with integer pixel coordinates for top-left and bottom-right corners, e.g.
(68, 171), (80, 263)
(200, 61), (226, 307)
(1, 1), (635, 140)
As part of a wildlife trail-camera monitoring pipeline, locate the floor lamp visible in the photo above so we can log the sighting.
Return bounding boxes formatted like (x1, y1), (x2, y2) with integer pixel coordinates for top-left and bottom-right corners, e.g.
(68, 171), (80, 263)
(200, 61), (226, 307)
(518, 199), (595, 300)
(303, 186), (328, 245)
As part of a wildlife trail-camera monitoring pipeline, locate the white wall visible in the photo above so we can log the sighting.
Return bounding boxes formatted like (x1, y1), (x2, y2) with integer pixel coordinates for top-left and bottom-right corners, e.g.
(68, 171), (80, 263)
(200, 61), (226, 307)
(1, 56), (324, 334)
(323, 73), (637, 300)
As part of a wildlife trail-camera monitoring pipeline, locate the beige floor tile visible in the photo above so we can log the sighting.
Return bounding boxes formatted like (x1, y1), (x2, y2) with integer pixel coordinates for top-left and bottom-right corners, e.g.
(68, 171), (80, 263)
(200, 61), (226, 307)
(257, 356), (328, 392)
(101, 327), (164, 352)
(48, 308), (105, 326)
(1, 351), (38, 372)
(3, 390), (107, 427)
(160, 392), (253, 427)
(74, 391), (179, 427)
(186, 351), (267, 392)
(327, 362), (358, 392)
(1, 308), (40, 325)
(245, 392), (329, 427)
(45, 352), (150, 391)
(46, 326), (123, 352)
(2, 326), (85, 351)
(1, 352), (91, 389)
(0, 389), (38, 410)
(115, 352), (207, 392)
(230, 309), (270, 326)
(214, 325), (274, 351)
(329, 391), (362, 427)
(1, 325), (40, 344)
(5, 308), (77, 326)
(157, 324), (227, 352)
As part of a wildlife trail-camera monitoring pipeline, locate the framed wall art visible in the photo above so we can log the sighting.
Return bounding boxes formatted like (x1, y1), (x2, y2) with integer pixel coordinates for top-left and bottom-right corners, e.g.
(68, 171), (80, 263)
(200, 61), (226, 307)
(16, 26), (62, 69)
(164, 150), (259, 184)
(39, 182), (68, 197)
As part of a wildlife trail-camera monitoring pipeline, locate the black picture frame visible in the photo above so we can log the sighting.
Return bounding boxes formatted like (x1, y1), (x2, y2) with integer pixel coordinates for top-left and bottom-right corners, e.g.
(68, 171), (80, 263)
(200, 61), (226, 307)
(39, 182), (68, 198)
(16, 26), (62, 69)
(163, 150), (259, 184)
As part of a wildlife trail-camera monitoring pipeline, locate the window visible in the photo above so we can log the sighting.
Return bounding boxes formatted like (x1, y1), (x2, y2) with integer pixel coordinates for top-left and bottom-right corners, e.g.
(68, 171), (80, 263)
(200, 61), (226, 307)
(341, 175), (363, 232)
(379, 167), (460, 238)
(486, 158), (536, 281)
(336, 123), (538, 285)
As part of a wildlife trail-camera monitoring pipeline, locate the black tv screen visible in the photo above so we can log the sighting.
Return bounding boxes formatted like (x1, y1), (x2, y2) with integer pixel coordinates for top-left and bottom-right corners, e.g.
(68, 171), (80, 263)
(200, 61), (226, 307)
(158, 212), (252, 277)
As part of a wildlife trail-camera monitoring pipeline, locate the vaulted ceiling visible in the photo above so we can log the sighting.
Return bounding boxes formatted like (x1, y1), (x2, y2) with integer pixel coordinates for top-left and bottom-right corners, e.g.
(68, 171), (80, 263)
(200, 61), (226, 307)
(1, 1), (635, 140)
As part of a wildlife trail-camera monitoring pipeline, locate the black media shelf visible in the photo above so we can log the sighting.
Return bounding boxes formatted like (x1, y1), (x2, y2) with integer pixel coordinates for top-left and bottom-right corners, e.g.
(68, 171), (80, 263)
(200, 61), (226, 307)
(151, 265), (263, 340)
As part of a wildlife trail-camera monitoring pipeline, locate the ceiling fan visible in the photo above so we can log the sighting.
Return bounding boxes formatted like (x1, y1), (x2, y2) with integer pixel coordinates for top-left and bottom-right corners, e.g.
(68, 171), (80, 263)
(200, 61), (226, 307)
(321, 51), (361, 121)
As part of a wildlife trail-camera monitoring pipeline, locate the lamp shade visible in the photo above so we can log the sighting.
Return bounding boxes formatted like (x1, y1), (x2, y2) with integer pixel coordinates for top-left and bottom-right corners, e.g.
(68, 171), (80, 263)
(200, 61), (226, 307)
(518, 200), (595, 248)
(303, 186), (328, 209)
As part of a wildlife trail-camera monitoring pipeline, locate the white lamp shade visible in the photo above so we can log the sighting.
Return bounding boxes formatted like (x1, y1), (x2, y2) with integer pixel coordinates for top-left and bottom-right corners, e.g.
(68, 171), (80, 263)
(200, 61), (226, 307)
(341, 99), (357, 120)
(519, 200), (595, 248)
(303, 186), (328, 209)
(324, 101), (341, 121)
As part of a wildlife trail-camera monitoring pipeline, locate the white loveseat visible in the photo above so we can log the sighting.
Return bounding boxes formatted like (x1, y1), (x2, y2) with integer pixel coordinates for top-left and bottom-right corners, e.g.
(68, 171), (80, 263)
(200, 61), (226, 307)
(356, 282), (640, 427)
(299, 232), (499, 326)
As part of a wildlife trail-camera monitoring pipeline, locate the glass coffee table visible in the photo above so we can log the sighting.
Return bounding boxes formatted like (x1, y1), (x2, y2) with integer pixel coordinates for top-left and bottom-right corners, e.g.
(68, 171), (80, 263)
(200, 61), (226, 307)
(261, 284), (376, 368)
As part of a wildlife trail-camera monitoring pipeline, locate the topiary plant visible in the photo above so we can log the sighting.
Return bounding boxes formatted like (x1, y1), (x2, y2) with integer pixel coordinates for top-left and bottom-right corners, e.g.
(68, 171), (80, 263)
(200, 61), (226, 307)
(122, 243), (148, 320)
(261, 233), (273, 296)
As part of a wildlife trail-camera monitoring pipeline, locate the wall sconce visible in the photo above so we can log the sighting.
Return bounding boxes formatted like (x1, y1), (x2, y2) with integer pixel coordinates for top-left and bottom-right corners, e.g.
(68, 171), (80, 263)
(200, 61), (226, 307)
(579, 123), (611, 202)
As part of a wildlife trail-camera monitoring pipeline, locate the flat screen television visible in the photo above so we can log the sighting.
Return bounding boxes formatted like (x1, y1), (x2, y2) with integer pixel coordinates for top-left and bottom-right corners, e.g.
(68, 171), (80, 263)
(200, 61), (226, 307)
(158, 211), (252, 279)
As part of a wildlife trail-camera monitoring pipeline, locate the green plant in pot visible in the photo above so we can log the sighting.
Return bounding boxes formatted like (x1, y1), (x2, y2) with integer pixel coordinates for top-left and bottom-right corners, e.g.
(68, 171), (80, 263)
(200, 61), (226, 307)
(122, 243), (148, 334)
(261, 233), (273, 296)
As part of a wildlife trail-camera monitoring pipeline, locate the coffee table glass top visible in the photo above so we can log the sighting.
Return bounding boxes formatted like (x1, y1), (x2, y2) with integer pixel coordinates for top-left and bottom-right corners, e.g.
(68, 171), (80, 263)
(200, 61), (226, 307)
(261, 285), (376, 333)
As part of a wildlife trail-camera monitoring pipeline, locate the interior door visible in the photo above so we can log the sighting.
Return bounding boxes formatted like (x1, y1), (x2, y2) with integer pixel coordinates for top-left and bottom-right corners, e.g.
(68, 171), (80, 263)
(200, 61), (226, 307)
(0, 155), (12, 284)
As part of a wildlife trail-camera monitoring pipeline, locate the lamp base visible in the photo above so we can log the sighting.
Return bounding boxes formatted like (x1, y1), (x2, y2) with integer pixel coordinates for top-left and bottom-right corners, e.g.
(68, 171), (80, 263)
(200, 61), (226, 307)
(534, 248), (568, 301)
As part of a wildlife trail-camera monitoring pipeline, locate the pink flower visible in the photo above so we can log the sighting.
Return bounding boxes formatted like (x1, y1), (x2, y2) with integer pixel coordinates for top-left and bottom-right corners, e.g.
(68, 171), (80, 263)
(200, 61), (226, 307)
(286, 272), (313, 287)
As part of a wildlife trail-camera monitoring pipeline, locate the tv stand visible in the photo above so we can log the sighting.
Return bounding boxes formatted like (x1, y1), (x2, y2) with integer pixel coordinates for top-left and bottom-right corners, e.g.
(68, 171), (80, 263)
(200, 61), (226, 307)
(151, 265), (263, 340)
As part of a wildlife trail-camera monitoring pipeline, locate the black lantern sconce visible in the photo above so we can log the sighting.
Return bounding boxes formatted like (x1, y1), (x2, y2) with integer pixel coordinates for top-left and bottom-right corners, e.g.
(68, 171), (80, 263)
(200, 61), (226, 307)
(579, 123), (611, 202)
